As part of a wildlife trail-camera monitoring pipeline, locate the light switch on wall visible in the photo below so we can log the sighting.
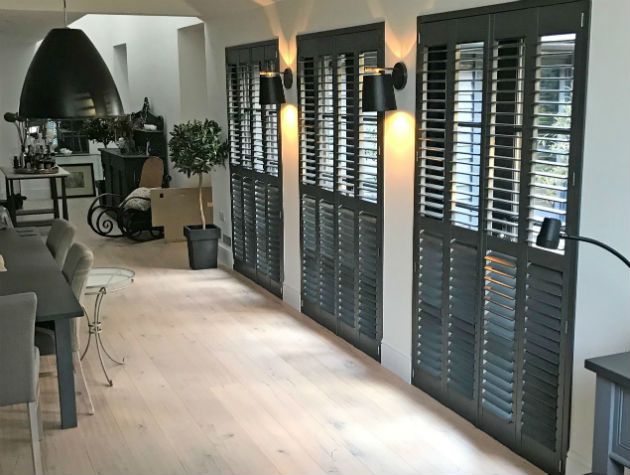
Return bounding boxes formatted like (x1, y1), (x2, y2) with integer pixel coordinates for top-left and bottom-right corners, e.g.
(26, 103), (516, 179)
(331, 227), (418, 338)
(219, 211), (226, 222)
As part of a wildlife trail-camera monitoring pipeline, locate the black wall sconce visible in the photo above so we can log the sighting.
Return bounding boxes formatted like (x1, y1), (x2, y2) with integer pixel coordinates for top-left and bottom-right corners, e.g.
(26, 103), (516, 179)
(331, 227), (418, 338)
(260, 68), (293, 105)
(362, 62), (408, 113)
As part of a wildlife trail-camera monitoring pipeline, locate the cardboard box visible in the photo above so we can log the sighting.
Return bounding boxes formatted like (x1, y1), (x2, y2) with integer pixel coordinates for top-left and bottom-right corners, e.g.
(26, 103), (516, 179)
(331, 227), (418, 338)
(151, 187), (213, 242)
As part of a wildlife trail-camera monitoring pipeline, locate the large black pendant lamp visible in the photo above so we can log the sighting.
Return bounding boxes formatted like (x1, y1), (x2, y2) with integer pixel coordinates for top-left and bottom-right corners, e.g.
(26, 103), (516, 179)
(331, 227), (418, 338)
(19, 0), (123, 119)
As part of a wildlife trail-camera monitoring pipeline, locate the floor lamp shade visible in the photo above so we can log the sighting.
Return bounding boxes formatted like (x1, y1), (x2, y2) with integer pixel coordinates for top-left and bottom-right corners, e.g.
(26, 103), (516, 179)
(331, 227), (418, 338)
(536, 217), (562, 249)
(19, 28), (123, 119)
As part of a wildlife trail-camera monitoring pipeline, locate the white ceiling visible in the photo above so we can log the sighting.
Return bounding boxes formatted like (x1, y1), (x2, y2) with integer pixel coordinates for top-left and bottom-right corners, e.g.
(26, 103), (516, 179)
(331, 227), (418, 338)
(0, 9), (83, 42)
(0, 0), (287, 17)
(0, 0), (287, 42)
(0, 0), (198, 16)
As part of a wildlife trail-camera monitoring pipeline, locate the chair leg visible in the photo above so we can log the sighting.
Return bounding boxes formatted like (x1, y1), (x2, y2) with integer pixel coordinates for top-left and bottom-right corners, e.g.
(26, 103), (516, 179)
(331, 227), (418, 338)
(73, 351), (95, 415)
(27, 402), (43, 475)
(36, 386), (43, 441)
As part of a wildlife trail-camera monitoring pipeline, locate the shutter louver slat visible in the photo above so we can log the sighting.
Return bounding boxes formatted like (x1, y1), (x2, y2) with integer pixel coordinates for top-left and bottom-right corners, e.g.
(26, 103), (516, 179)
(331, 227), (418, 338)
(448, 241), (478, 399)
(337, 54), (356, 197)
(337, 207), (355, 327)
(358, 212), (379, 339)
(299, 57), (317, 185)
(301, 195), (319, 304)
(416, 231), (444, 378)
(522, 263), (563, 450)
(451, 42), (484, 230)
(317, 56), (335, 191)
(255, 181), (268, 277)
(482, 250), (517, 423)
(528, 34), (576, 250)
(263, 58), (280, 177)
(319, 200), (336, 316)
(486, 39), (525, 242)
(231, 174), (244, 262)
(267, 184), (282, 284)
(227, 64), (241, 167)
(358, 51), (379, 204)
(243, 178), (257, 268)
(252, 63), (264, 173)
(419, 46), (448, 220)
(239, 63), (253, 170)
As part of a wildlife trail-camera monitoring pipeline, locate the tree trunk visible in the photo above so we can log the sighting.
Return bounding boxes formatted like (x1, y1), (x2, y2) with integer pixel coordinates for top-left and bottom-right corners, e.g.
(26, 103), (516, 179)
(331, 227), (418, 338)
(198, 174), (206, 229)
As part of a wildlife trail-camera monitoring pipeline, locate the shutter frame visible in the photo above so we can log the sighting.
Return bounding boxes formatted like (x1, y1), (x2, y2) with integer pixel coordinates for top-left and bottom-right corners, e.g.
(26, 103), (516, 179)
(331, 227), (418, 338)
(413, 2), (589, 473)
(298, 23), (385, 360)
(226, 40), (283, 297)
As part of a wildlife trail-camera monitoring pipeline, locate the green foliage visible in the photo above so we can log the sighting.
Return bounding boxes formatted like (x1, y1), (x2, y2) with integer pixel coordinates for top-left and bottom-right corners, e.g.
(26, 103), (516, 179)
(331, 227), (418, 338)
(82, 118), (116, 146)
(168, 119), (228, 178)
(82, 115), (134, 147)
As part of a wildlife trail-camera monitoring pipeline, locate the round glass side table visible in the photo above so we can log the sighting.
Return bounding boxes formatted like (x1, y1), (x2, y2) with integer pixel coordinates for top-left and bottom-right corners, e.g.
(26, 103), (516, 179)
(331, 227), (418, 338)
(82, 267), (135, 386)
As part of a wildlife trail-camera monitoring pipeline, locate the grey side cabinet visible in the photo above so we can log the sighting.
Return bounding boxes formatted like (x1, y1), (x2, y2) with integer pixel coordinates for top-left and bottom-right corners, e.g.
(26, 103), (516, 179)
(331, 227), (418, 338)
(585, 352), (630, 475)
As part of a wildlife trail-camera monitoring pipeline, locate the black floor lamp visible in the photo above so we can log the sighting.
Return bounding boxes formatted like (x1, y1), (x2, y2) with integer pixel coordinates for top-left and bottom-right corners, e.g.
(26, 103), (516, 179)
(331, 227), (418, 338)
(537, 217), (630, 268)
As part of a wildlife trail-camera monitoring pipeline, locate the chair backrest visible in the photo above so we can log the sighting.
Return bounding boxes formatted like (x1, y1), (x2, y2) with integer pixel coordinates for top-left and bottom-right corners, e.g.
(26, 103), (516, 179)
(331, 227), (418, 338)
(138, 157), (164, 189)
(62, 242), (94, 352)
(0, 205), (13, 229)
(0, 292), (38, 407)
(46, 219), (76, 267)
(62, 242), (94, 306)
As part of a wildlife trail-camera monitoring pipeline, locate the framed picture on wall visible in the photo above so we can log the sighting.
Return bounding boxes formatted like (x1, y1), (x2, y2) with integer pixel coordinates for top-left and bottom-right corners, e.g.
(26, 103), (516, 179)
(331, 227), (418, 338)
(63, 163), (96, 198)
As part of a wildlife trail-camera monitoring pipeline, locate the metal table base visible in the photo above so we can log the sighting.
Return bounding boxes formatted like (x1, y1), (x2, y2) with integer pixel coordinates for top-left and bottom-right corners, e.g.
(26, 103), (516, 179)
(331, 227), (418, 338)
(81, 286), (125, 386)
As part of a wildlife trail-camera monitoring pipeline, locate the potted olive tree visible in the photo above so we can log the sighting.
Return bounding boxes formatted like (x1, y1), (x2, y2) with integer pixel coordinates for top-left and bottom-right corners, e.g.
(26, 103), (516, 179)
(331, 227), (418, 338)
(169, 119), (228, 269)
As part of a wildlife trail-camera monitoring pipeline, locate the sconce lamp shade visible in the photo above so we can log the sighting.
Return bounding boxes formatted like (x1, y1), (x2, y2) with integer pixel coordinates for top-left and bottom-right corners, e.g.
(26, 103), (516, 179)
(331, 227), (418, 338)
(260, 75), (286, 105)
(536, 218), (562, 249)
(19, 28), (123, 119)
(362, 74), (397, 112)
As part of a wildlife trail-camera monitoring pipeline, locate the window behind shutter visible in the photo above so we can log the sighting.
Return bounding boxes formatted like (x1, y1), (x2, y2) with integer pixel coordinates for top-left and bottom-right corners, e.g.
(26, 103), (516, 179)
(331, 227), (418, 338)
(413, 3), (588, 473)
(298, 24), (384, 360)
(226, 41), (283, 297)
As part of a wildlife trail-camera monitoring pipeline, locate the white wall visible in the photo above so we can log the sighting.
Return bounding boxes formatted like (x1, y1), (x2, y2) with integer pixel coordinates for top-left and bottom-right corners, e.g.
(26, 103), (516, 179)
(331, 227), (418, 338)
(198, 0), (630, 473)
(568, 0), (630, 472)
(178, 23), (209, 121)
(71, 14), (202, 187)
(0, 36), (37, 197)
(201, 0), (514, 361)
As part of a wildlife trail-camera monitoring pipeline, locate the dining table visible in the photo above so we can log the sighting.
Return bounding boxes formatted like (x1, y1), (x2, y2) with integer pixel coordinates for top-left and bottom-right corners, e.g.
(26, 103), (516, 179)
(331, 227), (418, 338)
(0, 227), (82, 429)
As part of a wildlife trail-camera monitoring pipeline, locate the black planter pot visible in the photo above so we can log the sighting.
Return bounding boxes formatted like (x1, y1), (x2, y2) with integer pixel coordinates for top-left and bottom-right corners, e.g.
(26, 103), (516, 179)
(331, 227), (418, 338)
(183, 224), (221, 270)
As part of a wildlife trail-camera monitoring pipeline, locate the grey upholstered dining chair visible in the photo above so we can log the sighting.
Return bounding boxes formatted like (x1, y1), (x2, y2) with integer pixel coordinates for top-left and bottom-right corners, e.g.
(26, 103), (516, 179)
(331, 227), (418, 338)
(0, 292), (44, 475)
(46, 218), (76, 267)
(36, 242), (95, 414)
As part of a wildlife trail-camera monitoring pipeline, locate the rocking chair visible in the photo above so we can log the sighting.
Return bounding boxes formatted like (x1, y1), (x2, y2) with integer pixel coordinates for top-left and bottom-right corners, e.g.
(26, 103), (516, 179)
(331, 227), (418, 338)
(88, 157), (164, 241)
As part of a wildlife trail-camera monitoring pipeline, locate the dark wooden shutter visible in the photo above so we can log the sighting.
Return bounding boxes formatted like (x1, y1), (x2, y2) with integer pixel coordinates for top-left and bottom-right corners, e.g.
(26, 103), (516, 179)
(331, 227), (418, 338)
(413, 3), (589, 473)
(298, 24), (384, 360)
(226, 41), (283, 297)
(413, 14), (487, 423)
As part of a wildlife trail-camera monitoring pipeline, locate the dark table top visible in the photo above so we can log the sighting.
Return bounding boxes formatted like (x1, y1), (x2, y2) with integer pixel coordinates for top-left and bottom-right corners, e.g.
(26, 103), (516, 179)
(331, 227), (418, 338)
(0, 228), (83, 321)
(585, 351), (630, 389)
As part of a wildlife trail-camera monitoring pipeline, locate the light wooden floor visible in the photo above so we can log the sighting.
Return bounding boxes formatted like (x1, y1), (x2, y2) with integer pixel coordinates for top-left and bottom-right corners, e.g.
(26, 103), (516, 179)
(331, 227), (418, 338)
(0, 199), (543, 475)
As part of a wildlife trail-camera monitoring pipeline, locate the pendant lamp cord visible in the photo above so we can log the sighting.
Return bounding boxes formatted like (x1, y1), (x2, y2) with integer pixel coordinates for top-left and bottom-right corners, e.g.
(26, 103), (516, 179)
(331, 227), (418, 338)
(63, 0), (68, 27)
